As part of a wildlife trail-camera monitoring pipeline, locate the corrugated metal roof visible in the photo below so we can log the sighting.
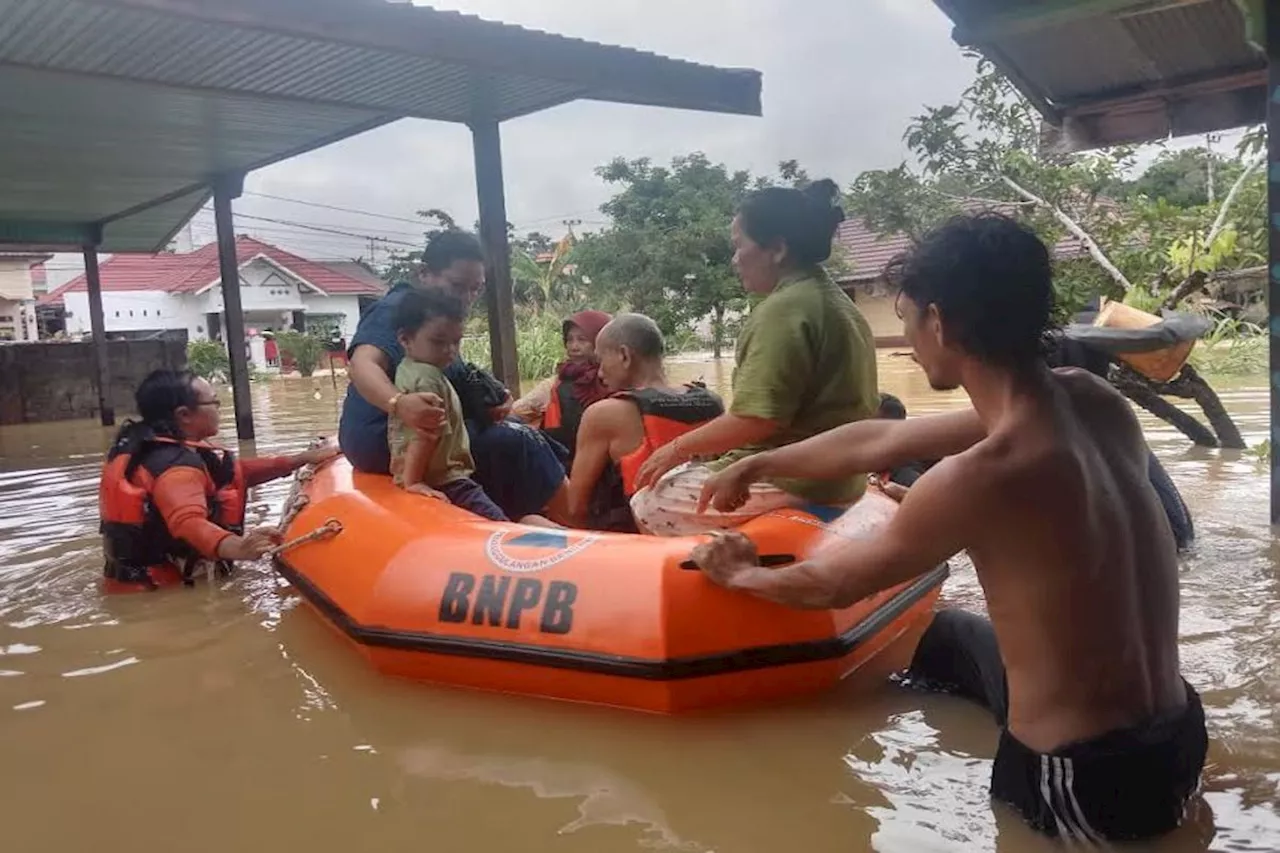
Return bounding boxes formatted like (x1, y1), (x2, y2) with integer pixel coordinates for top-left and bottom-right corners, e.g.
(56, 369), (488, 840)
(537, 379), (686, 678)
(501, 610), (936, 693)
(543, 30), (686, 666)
(933, 0), (1267, 151)
(0, 0), (762, 252)
(0, 0), (761, 121)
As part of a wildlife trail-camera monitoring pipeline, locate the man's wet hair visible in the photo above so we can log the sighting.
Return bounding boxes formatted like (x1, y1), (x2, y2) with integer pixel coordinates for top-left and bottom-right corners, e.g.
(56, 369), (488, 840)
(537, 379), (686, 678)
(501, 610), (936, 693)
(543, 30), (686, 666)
(877, 393), (907, 420)
(886, 212), (1055, 368)
(599, 313), (665, 361)
(394, 287), (467, 337)
(422, 230), (485, 273)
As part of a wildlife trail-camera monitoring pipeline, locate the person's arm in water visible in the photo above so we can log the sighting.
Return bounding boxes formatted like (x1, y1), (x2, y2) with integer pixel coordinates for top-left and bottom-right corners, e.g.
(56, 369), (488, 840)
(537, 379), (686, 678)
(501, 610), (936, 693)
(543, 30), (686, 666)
(348, 344), (445, 433)
(692, 456), (977, 608)
(151, 469), (282, 561)
(566, 400), (630, 526)
(698, 409), (986, 513)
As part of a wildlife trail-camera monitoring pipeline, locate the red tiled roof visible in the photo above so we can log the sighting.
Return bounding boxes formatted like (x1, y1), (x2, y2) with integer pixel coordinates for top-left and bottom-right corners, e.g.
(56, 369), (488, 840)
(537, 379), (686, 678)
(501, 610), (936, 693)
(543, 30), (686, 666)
(835, 208), (1092, 282)
(39, 236), (387, 306)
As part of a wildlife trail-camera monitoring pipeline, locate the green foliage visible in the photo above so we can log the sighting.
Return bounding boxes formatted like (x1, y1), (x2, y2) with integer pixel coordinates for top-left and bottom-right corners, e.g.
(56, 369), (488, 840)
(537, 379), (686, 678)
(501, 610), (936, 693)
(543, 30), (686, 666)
(843, 53), (1268, 326)
(571, 153), (757, 355)
(1246, 438), (1270, 468)
(1187, 311), (1266, 376)
(1119, 147), (1244, 208)
(186, 339), (229, 382)
(275, 330), (326, 377)
(461, 310), (566, 382)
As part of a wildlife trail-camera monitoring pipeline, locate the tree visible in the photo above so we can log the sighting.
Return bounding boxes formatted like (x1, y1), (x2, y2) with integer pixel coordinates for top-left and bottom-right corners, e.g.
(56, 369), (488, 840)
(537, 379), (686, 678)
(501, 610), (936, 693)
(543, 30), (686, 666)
(845, 55), (1263, 449)
(573, 153), (765, 356)
(1118, 146), (1244, 208)
(511, 230), (580, 312)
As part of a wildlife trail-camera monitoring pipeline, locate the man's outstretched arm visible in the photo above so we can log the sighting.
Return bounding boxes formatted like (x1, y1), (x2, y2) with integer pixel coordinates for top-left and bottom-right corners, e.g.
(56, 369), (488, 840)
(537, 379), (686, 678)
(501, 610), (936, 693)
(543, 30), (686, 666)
(761, 410), (984, 481)
(698, 409), (986, 514)
(694, 457), (975, 609)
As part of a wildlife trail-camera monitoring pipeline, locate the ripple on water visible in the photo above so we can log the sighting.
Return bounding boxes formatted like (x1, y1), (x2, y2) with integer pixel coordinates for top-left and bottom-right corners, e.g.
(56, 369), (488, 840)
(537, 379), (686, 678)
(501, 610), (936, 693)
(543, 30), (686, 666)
(0, 367), (1276, 852)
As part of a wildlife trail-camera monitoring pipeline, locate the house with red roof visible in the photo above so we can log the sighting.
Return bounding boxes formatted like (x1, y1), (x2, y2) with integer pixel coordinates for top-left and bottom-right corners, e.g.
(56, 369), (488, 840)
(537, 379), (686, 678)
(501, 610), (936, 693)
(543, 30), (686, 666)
(40, 236), (387, 364)
(833, 215), (1090, 345)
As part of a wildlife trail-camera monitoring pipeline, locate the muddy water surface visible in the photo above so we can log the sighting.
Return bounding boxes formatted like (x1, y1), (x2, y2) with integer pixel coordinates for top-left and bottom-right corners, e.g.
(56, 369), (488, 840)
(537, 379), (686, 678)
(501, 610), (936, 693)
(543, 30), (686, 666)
(0, 352), (1276, 852)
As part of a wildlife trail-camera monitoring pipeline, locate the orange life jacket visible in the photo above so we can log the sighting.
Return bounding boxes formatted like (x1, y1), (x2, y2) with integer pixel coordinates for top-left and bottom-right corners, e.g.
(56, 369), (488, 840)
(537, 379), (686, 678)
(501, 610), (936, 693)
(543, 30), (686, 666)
(99, 424), (247, 592)
(615, 385), (724, 496)
(542, 378), (584, 458)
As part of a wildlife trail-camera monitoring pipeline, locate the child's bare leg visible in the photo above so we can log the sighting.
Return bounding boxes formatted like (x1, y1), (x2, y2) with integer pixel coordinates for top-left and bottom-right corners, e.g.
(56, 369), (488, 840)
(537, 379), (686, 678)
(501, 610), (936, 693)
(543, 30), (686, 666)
(518, 514), (565, 529)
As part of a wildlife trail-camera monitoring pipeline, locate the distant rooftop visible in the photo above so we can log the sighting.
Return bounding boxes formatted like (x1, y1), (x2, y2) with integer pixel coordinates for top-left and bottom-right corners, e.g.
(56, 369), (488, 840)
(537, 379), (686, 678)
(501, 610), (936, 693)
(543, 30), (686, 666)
(40, 236), (388, 306)
(835, 212), (1090, 283)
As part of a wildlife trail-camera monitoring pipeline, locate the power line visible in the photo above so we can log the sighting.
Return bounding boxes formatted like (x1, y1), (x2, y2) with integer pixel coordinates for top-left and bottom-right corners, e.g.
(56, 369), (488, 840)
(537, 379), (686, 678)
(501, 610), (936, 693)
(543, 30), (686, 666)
(242, 191), (430, 226)
(192, 206), (422, 247)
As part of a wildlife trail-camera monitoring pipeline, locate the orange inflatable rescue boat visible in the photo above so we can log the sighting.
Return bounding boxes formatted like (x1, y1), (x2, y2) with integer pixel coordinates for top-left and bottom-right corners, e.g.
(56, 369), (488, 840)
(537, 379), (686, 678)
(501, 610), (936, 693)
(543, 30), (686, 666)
(274, 456), (947, 713)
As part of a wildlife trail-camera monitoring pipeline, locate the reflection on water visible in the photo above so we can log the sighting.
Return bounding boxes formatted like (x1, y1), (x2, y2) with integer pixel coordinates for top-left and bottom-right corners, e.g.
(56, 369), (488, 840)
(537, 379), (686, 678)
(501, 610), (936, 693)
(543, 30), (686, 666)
(0, 352), (1276, 852)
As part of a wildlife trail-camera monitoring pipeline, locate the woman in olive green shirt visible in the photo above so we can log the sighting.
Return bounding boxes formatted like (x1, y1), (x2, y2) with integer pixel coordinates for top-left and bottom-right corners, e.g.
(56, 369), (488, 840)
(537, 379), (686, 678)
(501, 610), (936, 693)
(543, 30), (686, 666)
(631, 180), (879, 535)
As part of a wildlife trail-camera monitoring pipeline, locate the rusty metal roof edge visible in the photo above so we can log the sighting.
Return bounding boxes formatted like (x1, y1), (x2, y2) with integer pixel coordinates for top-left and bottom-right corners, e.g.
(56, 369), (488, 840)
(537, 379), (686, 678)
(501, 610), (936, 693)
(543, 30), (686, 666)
(71, 0), (764, 118)
(930, 0), (1263, 141)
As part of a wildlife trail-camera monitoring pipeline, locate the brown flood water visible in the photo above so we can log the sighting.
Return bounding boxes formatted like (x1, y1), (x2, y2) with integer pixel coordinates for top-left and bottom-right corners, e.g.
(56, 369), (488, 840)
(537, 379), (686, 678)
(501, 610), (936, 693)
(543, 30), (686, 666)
(0, 351), (1276, 852)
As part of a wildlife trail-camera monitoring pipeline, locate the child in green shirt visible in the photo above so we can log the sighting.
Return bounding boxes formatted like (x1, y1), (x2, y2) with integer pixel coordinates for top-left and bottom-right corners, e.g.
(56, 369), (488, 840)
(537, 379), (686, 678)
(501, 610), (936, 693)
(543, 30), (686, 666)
(389, 288), (556, 526)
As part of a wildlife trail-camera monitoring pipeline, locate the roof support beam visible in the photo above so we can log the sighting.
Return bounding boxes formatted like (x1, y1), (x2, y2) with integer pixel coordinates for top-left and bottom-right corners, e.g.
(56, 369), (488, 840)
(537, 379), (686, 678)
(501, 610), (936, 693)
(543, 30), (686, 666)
(82, 246), (114, 427)
(470, 116), (520, 395)
(0, 220), (102, 247)
(213, 173), (256, 441)
(952, 0), (1205, 42)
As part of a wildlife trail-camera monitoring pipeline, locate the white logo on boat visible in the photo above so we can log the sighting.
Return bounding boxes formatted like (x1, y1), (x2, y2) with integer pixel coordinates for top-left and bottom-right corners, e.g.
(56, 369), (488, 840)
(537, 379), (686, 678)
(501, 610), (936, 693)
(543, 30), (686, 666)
(484, 529), (600, 574)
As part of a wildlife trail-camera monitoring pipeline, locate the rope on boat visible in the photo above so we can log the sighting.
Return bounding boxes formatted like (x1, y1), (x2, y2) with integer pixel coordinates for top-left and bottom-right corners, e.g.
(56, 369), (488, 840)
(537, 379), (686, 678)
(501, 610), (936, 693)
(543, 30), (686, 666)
(279, 493), (310, 531)
(269, 518), (343, 558)
(275, 437), (336, 551)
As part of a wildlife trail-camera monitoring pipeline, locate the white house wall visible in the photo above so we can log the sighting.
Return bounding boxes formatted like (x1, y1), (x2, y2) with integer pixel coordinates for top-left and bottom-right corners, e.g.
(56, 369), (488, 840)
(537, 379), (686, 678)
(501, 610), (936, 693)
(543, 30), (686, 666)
(300, 293), (361, 341)
(63, 291), (203, 338)
(0, 259), (36, 301)
(62, 261), (366, 343)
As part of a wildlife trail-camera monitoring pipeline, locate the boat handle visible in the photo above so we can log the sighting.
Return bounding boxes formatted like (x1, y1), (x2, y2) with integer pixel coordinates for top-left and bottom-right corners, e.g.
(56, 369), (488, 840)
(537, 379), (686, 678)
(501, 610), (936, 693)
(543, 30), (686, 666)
(679, 553), (796, 571)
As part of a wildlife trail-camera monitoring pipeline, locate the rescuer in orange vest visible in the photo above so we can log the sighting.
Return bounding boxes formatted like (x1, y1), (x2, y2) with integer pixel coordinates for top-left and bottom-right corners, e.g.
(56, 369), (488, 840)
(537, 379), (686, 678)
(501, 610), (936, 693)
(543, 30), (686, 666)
(99, 368), (339, 592)
(564, 313), (723, 531)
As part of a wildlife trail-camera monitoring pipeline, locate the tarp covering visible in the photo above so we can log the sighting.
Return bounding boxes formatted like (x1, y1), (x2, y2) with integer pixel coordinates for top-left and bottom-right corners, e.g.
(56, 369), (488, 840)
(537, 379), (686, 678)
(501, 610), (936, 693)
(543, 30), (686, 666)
(1061, 311), (1214, 356)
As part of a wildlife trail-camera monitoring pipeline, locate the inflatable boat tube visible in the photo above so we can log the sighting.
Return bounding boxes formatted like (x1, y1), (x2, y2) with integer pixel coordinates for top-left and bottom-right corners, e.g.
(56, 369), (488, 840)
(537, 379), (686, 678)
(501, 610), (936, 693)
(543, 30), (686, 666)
(273, 456), (947, 713)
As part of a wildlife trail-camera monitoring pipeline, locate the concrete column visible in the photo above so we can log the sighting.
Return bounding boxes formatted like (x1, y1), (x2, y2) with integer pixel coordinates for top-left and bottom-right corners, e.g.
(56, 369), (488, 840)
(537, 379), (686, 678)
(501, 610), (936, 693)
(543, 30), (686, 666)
(469, 117), (521, 396)
(213, 174), (255, 440)
(82, 246), (114, 427)
(1269, 5), (1279, 523)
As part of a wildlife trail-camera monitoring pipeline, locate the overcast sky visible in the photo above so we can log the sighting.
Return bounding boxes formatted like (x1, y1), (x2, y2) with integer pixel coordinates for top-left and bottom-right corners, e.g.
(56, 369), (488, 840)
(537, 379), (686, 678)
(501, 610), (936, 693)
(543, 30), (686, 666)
(148, 0), (977, 272)
(42, 0), (1229, 282)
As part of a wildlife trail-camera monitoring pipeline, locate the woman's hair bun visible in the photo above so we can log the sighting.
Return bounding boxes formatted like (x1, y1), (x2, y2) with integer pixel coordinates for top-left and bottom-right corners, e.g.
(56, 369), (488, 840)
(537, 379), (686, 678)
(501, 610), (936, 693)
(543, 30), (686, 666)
(802, 178), (845, 228)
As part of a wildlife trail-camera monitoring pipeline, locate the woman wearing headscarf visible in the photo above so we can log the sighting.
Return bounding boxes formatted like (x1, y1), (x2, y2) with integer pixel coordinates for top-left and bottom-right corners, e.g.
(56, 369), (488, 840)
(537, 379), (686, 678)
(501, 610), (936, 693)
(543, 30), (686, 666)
(512, 309), (613, 461)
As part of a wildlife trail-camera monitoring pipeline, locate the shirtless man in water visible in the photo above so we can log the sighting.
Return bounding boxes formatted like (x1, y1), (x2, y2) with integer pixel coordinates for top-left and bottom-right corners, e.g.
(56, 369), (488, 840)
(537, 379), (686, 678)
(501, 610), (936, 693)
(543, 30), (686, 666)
(692, 213), (1207, 843)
